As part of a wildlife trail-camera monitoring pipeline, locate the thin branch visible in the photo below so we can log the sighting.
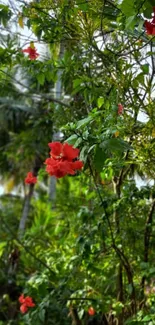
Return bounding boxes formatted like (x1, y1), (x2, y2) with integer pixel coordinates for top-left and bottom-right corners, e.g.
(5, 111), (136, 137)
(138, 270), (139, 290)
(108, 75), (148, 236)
(142, 41), (155, 102)
(0, 69), (70, 108)
(141, 199), (155, 290)
(88, 157), (136, 313)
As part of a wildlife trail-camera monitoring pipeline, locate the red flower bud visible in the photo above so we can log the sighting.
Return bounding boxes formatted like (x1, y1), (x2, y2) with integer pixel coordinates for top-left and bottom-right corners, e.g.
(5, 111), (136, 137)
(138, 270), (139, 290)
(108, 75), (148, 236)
(88, 307), (96, 316)
(117, 103), (124, 115)
(25, 172), (37, 184)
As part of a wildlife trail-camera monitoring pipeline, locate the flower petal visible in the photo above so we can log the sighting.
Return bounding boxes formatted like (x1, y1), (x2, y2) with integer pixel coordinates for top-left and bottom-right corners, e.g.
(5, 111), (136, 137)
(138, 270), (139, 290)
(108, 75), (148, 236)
(20, 304), (28, 314)
(19, 294), (25, 304)
(62, 143), (79, 161)
(48, 142), (63, 158)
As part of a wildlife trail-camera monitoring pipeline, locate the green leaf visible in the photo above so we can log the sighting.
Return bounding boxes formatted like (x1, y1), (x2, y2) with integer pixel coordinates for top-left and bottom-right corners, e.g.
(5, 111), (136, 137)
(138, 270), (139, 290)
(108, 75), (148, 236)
(65, 134), (78, 145)
(141, 64), (149, 74)
(32, 25), (42, 40)
(74, 137), (82, 147)
(137, 19), (145, 32)
(73, 78), (82, 88)
(142, 315), (153, 321)
(0, 5), (12, 27)
(121, 0), (136, 16)
(78, 3), (89, 11)
(126, 16), (137, 30)
(137, 72), (145, 85)
(105, 100), (110, 110)
(76, 116), (93, 129)
(101, 167), (114, 181)
(97, 97), (104, 108)
(0, 242), (6, 257)
(54, 222), (63, 235)
(80, 145), (88, 163)
(45, 71), (53, 82)
(18, 16), (24, 29)
(39, 309), (45, 322)
(100, 138), (131, 153)
(37, 73), (45, 85)
(94, 145), (107, 172)
(143, 4), (153, 19)
(78, 309), (85, 319)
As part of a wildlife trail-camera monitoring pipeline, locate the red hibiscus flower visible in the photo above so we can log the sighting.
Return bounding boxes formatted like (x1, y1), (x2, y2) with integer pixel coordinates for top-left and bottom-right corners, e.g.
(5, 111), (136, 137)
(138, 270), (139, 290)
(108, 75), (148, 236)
(20, 304), (28, 314)
(45, 160), (74, 178)
(22, 46), (39, 60)
(25, 172), (37, 184)
(48, 142), (80, 161)
(24, 296), (35, 307)
(145, 7), (155, 35)
(44, 142), (83, 178)
(19, 294), (35, 314)
(88, 307), (96, 316)
(19, 294), (25, 304)
(117, 103), (124, 115)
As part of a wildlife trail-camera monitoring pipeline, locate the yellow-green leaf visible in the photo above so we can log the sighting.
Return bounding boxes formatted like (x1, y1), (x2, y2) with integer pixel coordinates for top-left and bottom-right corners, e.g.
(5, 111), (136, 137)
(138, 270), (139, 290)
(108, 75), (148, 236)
(18, 16), (24, 28)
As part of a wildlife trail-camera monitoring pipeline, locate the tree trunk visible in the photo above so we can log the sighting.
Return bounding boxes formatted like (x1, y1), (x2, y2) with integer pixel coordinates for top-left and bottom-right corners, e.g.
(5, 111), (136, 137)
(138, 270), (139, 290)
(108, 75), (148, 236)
(69, 305), (82, 325)
(48, 42), (64, 205)
(18, 183), (34, 239)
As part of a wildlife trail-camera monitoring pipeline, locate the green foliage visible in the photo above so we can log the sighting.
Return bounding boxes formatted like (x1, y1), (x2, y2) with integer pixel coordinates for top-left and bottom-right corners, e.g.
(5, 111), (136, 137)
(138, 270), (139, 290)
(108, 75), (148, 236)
(0, 5), (12, 27)
(0, 0), (155, 324)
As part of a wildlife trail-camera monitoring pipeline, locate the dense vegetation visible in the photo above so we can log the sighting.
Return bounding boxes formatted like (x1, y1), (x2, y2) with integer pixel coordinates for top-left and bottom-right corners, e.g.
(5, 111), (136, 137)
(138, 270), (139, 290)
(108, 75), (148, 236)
(0, 0), (155, 324)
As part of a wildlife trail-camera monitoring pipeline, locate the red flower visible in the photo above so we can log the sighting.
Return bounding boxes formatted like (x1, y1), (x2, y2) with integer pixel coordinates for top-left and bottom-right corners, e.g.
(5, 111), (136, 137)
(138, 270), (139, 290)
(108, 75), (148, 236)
(19, 294), (25, 304)
(48, 142), (62, 158)
(45, 160), (74, 178)
(24, 296), (35, 307)
(44, 142), (83, 178)
(48, 142), (80, 161)
(145, 8), (155, 35)
(22, 46), (39, 60)
(117, 103), (124, 115)
(88, 307), (96, 316)
(19, 294), (35, 314)
(71, 160), (84, 170)
(145, 21), (155, 35)
(25, 172), (37, 184)
(62, 143), (80, 161)
(20, 304), (28, 314)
